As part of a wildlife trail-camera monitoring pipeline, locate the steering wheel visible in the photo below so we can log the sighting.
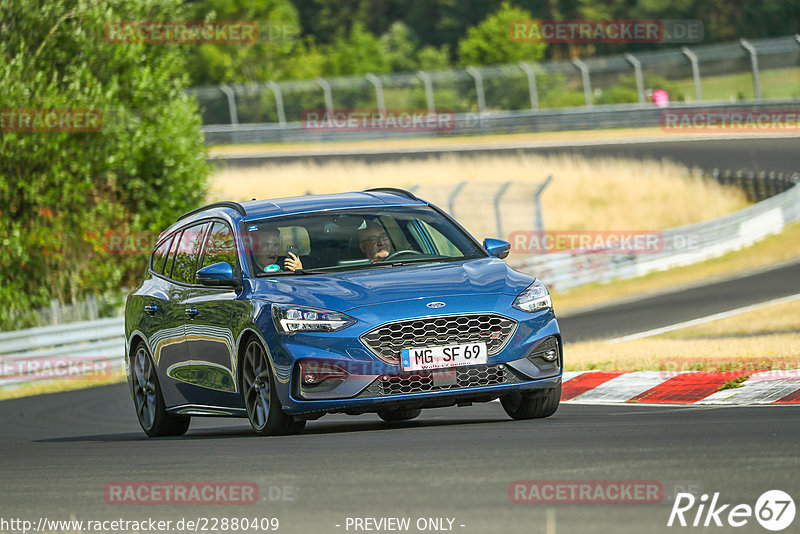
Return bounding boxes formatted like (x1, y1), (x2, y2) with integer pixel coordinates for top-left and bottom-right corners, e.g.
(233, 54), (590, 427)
(383, 249), (423, 261)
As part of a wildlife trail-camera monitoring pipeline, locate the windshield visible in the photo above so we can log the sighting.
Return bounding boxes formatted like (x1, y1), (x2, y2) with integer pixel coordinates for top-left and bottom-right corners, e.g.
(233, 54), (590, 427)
(242, 206), (486, 276)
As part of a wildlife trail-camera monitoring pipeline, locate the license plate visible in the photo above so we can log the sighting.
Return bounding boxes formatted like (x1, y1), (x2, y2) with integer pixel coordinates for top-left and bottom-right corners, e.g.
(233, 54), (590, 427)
(400, 342), (487, 371)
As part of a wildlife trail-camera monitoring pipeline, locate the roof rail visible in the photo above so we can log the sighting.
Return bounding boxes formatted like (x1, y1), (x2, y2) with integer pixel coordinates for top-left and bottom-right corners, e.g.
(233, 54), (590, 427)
(363, 187), (419, 200)
(178, 201), (247, 221)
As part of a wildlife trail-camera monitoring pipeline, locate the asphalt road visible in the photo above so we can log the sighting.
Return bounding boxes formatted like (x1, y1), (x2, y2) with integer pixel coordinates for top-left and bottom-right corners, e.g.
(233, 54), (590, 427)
(1, 385), (798, 534)
(558, 258), (800, 342)
(215, 136), (800, 173)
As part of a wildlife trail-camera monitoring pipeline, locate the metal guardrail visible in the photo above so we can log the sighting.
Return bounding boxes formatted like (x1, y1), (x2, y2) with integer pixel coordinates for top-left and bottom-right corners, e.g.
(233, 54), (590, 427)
(0, 317), (125, 390)
(201, 99), (800, 145)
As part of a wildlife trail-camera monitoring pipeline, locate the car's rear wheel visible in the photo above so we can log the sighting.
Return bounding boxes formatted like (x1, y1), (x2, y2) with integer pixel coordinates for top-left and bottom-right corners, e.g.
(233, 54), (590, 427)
(377, 408), (422, 422)
(241, 339), (305, 436)
(131, 343), (190, 437)
(500, 383), (561, 420)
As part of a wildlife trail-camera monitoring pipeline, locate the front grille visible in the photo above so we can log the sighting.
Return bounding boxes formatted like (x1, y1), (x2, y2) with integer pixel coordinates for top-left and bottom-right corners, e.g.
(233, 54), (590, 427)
(360, 313), (517, 364)
(360, 363), (525, 397)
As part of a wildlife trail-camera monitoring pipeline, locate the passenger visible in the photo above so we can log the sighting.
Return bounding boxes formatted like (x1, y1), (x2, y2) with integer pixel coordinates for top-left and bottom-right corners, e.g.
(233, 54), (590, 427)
(358, 222), (393, 262)
(253, 228), (303, 272)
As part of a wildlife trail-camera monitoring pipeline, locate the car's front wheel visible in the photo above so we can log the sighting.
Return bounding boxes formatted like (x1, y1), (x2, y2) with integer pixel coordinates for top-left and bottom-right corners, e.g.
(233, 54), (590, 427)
(500, 384), (561, 420)
(241, 339), (305, 436)
(131, 343), (191, 437)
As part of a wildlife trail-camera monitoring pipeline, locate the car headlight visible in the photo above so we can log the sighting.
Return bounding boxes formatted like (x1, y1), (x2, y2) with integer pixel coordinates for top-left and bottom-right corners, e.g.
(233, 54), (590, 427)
(271, 304), (356, 334)
(512, 280), (552, 313)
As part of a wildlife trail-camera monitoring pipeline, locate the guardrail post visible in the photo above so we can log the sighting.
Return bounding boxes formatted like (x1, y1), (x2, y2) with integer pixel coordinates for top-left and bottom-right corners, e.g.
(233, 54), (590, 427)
(365, 74), (386, 116)
(465, 66), (486, 114)
(218, 84), (239, 125)
(316, 77), (334, 116)
(533, 175), (553, 233)
(49, 299), (61, 326)
(624, 53), (645, 105)
(572, 59), (593, 108)
(87, 295), (98, 321)
(416, 70), (436, 114)
(266, 81), (286, 125)
(494, 181), (513, 238)
(448, 181), (467, 217)
(739, 39), (762, 100)
(681, 47), (703, 102)
(518, 62), (539, 111)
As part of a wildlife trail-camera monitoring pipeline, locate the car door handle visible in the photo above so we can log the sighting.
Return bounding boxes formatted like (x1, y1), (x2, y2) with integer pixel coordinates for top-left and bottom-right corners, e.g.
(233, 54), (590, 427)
(144, 304), (159, 316)
(184, 307), (199, 319)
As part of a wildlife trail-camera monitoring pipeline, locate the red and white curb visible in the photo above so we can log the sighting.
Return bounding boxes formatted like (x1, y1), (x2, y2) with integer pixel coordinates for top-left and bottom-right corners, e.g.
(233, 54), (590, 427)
(560, 370), (800, 405)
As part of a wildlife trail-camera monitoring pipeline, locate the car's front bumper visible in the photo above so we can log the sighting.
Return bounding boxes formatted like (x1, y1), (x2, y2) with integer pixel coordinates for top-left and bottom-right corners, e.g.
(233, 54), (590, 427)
(259, 293), (562, 415)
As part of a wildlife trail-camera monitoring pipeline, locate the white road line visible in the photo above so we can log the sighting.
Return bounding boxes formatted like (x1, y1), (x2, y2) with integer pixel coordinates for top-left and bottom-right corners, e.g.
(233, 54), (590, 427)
(608, 293), (800, 343)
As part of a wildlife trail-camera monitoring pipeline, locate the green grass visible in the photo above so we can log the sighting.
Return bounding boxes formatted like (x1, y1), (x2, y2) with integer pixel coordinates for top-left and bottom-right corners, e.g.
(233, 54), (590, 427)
(718, 375), (751, 391)
(672, 66), (800, 101)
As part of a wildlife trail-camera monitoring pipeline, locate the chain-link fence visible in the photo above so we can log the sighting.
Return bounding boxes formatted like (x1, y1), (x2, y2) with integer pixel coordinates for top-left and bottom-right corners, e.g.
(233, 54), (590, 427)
(192, 35), (800, 144)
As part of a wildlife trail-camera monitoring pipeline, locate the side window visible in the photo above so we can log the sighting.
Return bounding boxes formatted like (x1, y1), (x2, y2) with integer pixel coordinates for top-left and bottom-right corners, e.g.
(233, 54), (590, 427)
(201, 222), (237, 269)
(150, 235), (174, 275)
(418, 221), (463, 257)
(164, 230), (182, 279)
(171, 222), (210, 284)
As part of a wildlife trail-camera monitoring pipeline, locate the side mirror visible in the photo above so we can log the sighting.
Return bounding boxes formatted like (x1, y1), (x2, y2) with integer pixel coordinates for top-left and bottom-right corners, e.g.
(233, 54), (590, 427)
(196, 262), (240, 287)
(483, 238), (511, 259)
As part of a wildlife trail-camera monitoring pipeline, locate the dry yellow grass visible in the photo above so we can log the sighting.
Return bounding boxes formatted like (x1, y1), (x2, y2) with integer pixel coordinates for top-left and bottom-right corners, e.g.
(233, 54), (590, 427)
(210, 154), (747, 238)
(662, 297), (800, 338)
(566, 335), (800, 372)
(565, 298), (800, 372)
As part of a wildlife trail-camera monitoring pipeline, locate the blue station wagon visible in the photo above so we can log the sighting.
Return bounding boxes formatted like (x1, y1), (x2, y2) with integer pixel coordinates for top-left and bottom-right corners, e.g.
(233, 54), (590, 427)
(125, 189), (562, 436)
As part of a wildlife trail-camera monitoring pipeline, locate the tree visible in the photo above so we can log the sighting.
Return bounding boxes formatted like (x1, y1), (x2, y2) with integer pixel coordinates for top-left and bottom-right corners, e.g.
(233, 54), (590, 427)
(0, 0), (209, 328)
(183, 0), (323, 85)
(457, 1), (547, 66)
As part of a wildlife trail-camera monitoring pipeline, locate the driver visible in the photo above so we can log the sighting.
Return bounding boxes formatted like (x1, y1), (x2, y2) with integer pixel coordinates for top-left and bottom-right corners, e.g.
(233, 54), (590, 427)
(252, 227), (303, 272)
(358, 222), (393, 262)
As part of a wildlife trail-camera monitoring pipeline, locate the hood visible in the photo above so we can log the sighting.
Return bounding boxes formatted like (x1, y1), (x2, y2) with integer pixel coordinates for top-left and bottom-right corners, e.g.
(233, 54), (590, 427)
(249, 257), (534, 312)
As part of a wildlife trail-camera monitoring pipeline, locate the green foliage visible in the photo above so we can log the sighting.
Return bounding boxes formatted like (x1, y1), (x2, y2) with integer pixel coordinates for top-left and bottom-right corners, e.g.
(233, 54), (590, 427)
(457, 2), (546, 66)
(322, 22), (391, 76)
(0, 0), (209, 329)
(183, 0), (324, 85)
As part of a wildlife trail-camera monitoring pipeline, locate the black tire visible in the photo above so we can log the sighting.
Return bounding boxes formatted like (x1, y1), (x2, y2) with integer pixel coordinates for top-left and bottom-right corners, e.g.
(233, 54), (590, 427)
(500, 383), (561, 420)
(241, 339), (306, 436)
(377, 408), (422, 422)
(131, 342), (191, 437)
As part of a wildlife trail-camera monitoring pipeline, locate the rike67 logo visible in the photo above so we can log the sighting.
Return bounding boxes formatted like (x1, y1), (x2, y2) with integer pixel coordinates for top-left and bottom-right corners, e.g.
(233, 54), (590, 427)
(668, 490), (795, 531)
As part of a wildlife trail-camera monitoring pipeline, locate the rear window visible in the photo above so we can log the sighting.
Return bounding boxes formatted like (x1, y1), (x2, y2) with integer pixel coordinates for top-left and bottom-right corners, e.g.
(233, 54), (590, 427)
(170, 222), (210, 284)
(150, 235), (174, 275)
(201, 221), (237, 269)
